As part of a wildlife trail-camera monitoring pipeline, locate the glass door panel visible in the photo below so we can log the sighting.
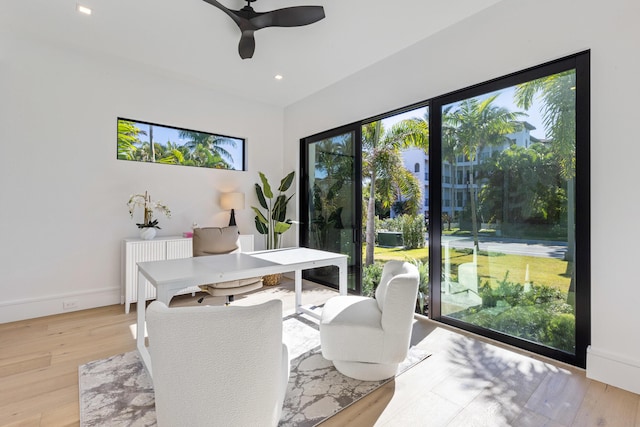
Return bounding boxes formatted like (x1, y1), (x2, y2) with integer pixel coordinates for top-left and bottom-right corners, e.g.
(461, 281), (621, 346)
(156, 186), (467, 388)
(361, 106), (429, 314)
(301, 129), (360, 292)
(440, 69), (578, 355)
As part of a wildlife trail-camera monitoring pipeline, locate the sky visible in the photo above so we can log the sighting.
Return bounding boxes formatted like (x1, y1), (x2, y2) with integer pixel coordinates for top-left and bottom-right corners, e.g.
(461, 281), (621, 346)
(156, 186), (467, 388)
(381, 84), (549, 140)
(477, 86), (547, 139)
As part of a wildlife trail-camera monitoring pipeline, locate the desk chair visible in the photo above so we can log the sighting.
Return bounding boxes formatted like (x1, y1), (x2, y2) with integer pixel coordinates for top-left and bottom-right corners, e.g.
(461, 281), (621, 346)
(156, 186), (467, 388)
(192, 226), (263, 304)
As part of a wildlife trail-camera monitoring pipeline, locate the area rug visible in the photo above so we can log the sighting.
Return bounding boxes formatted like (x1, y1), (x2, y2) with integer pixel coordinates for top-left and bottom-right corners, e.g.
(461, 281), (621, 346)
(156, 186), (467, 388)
(79, 314), (430, 427)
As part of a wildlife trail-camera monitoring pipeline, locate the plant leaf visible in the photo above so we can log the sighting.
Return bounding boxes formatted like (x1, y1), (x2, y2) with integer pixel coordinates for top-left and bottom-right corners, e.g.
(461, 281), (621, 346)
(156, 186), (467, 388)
(278, 171), (295, 192)
(251, 207), (268, 225)
(274, 221), (292, 234)
(272, 194), (287, 222)
(259, 172), (273, 199)
(273, 194), (294, 222)
(254, 183), (268, 210)
(254, 216), (268, 234)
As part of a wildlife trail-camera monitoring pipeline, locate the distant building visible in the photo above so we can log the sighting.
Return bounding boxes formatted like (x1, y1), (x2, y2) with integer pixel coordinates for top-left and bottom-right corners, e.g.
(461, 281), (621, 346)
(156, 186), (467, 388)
(397, 121), (540, 220)
(398, 147), (430, 219)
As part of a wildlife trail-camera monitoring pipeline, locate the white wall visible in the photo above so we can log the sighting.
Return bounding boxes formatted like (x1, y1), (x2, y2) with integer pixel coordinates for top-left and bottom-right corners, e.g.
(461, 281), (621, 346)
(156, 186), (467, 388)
(0, 34), (284, 323)
(284, 0), (640, 394)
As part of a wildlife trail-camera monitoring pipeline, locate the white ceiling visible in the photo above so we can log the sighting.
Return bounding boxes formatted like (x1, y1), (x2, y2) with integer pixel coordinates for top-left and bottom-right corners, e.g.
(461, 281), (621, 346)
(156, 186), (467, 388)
(2, 0), (503, 107)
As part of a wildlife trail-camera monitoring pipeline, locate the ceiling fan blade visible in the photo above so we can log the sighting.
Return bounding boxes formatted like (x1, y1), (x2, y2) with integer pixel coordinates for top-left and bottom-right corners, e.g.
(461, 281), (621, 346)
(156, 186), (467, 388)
(201, 0), (244, 27)
(250, 6), (325, 30)
(201, 1), (324, 59)
(238, 30), (256, 59)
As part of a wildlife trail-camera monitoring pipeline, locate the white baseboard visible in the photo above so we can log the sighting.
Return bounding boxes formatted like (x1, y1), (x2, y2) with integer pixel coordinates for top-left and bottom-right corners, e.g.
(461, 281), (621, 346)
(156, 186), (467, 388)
(0, 287), (120, 324)
(587, 345), (640, 395)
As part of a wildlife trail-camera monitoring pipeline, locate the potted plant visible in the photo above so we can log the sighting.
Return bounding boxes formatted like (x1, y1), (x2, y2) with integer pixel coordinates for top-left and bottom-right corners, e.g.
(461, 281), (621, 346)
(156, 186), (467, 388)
(252, 171), (295, 248)
(127, 191), (171, 240)
(252, 171), (295, 284)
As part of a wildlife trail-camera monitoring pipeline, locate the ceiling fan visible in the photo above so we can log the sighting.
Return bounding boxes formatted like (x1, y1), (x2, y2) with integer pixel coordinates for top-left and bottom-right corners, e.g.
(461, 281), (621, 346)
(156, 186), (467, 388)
(202, 0), (325, 59)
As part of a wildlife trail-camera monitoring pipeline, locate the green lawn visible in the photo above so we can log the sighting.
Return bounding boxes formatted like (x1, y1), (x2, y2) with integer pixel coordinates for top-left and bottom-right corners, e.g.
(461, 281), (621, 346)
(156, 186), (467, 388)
(370, 245), (572, 293)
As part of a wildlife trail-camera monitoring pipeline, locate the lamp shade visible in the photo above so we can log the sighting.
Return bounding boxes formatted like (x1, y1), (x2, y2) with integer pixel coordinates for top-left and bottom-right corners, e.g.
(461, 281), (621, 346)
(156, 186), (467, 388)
(220, 192), (245, 210)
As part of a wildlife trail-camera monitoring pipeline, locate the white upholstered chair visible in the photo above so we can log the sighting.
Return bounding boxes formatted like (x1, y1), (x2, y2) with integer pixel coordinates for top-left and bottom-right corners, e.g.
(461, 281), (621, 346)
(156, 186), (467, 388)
(146, 299), (289, 427)
(193, 226), (263, 304)
(320, 260), (419, 381)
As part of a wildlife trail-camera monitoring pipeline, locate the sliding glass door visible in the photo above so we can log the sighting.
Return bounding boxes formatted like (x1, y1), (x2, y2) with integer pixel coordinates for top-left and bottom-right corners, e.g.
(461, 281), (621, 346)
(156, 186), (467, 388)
(299, 51), (589, 366)
(430, 52), (590, 366)
(300, 126), (361, 292)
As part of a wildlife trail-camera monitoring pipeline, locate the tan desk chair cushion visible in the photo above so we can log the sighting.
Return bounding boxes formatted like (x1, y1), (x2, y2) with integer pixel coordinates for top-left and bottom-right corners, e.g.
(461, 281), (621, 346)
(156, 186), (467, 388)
(193, 226), (240, 256)
(192, 226), (263, 298)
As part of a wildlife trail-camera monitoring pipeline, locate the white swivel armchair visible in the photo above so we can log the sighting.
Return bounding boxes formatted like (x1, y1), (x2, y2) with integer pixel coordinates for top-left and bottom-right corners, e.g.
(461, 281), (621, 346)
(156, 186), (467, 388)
(320, 260), (419, 381)
(146, 299), (289, 427)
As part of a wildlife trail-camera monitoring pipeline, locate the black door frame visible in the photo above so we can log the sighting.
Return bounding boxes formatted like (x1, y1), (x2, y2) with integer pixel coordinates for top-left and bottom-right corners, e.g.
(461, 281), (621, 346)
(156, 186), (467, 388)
(298, 51), (590, 367)
(429, 51), (590, 367)
(300, 122), (363, 294)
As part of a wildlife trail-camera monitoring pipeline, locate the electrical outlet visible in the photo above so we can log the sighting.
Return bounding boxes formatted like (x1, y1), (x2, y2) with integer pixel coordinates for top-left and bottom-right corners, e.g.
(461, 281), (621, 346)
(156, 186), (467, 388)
(63, 299), (79, 310)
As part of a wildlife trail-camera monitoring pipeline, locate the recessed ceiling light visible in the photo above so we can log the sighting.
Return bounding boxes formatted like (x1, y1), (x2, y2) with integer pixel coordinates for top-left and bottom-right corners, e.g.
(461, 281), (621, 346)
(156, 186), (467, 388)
(77, 4), (92, 15)
(274, 75), (284, 80)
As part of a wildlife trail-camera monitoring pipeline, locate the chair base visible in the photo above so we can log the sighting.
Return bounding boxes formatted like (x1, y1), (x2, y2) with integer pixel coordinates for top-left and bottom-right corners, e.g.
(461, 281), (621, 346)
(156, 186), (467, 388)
(332, 360), (398, 381)
(197, 294), (235, 305)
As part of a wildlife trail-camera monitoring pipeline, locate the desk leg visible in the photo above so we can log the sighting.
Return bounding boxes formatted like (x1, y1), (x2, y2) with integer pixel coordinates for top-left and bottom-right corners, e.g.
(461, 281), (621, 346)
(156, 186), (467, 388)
(136, 271), (153, 377)
(295, 269), (321, 319)
(294, 269), (302, 314)
(338, 259), (348, 296)
(296, 260), (347, 319)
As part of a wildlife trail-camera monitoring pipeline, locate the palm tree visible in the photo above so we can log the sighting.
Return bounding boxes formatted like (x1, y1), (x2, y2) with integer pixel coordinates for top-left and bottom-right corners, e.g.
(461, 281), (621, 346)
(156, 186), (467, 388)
(446, 94), (524, 252)
(311, 136), (354, 248)
(514, 71), (576, 258)
(391, 113), (429, 216)
(441, 105), (460, 223)
(514, 70), (577, 305)
(179, 130), (236, 168)
(156, 140), (186, 165)
(135, 141), (159, 163)
(148, 124), (156, 163)
(478, 142), (562, 224)
(362, 119), (428, 266)
(117, 120), (145, 160)
(515, 72), (576, 178)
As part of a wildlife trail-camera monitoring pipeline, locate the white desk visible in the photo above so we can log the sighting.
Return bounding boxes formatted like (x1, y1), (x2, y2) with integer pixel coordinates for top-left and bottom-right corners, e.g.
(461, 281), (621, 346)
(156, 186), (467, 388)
(136, 247), (348, 376)
(122, 235), (254, 313)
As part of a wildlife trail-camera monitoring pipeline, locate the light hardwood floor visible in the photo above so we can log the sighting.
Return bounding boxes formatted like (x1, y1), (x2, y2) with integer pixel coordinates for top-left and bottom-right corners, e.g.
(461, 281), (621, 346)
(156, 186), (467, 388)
(1, 278), (639, 427)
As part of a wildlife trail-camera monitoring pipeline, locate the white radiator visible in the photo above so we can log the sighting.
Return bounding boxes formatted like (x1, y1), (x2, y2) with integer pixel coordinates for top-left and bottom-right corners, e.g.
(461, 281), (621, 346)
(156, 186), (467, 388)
(166, 238), (192, 260)
(122, 236), (194, 313)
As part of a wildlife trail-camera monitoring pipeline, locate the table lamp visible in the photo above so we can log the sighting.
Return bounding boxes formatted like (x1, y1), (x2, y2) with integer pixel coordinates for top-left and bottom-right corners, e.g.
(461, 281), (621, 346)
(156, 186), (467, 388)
(220, 192), (245, 227)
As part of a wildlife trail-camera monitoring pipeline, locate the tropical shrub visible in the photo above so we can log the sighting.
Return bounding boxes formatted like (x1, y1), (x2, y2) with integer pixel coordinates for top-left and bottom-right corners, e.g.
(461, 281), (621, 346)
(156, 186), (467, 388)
(376, 216), (402, 232)
(406, 258), (429, 315)
(546, 313), (576, 351)
(399, 214), (425, 249)
(454, 275), (575, 352)
(362, 262), (384, 297)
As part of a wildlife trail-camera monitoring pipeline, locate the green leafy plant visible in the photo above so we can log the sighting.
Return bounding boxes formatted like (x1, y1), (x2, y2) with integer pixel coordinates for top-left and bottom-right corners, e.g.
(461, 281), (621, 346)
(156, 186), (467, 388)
(362, 262), (384, 297)
(406, 257), (429, 315)
(399, 214), (426, 249)
(252, 171), (295, 249)
(458, 274), (575, 352)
